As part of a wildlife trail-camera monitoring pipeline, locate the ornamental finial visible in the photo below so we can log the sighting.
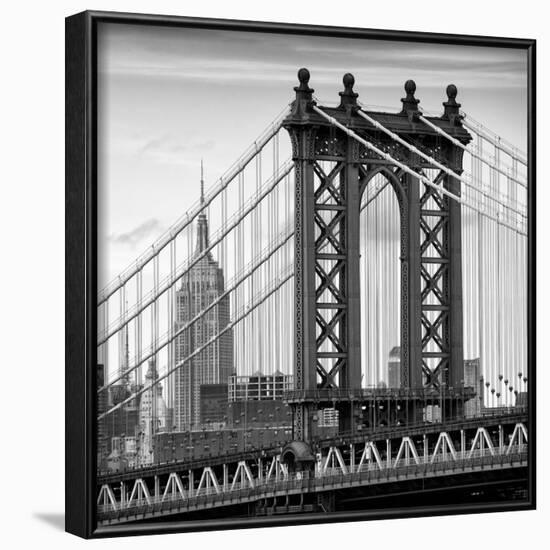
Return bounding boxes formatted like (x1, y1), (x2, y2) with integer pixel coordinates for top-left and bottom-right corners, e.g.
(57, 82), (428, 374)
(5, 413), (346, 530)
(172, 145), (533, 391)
(295, 68), (313, 96)
(443, 83), (461, 119)
(401, 79), (420, 113)
(290, 68), (315, 118)
(297, 68), (311, 88)
(338, 72), (359, 112)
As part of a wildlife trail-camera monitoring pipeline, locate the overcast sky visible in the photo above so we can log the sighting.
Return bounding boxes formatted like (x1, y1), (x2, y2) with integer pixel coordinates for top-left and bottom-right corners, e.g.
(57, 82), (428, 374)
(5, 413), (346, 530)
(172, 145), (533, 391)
(97, 22), (528, 287)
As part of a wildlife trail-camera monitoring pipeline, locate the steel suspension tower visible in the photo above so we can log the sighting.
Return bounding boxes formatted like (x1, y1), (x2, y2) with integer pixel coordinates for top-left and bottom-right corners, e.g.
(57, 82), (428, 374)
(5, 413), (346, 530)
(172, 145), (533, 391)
(283, 69), (472, 452)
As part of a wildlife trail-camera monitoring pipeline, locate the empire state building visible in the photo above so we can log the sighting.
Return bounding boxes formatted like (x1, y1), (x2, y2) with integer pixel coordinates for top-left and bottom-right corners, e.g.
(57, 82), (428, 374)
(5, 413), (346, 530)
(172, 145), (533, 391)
(173, 164), (233, 430)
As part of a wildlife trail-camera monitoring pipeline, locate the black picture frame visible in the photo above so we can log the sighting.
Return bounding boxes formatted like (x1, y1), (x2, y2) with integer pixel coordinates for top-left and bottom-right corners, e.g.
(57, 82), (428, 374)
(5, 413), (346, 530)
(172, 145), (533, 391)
(65, 10), (536, 539)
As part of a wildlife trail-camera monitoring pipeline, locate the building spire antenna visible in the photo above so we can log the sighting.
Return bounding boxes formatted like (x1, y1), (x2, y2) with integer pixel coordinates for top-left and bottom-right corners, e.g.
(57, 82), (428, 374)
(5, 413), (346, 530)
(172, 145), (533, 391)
(196, 159), (209, 253)
(124, 301), (130, 375)
(200, 158), (205, 204)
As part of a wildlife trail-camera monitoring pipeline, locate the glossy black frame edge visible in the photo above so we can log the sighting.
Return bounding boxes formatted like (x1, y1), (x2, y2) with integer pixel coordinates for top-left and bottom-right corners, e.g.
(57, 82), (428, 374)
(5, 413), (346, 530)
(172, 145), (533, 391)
(66, 10), (96, 539)
(64, 9), (537, 539)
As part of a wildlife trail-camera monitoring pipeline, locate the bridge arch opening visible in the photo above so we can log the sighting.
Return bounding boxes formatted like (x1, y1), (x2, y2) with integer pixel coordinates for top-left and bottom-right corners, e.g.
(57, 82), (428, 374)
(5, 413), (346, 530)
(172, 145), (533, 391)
(359, 168), (405, 390)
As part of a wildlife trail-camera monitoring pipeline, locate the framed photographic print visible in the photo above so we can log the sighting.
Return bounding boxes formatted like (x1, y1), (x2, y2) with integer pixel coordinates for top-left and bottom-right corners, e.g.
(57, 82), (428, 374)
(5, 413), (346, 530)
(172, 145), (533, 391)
(65, 10), (536, 538)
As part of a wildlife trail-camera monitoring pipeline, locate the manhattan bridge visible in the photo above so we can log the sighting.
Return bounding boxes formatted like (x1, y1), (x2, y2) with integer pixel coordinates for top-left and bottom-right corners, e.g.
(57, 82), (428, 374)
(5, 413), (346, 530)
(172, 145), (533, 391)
(96, 69), (529, 524)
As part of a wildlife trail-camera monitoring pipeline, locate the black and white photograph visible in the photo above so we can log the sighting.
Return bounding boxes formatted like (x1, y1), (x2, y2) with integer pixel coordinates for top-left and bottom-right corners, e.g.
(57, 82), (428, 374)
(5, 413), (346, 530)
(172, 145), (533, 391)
(4, 0), (549, 547)
(4, 0), (550, 546)
(78, 14), (534, 534)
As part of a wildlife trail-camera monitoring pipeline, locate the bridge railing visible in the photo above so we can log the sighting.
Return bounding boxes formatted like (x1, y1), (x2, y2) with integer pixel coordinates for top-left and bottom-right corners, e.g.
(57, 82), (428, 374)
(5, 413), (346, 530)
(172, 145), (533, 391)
(97, 445), (527, 519)
(319, 444), (527, 474)
(284, 386), (478, 402)
(97, 408), (528, 481)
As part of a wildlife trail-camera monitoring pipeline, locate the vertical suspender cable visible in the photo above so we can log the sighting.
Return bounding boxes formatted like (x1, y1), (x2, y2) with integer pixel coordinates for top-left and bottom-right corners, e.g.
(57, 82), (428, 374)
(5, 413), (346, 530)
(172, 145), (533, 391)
(256, 154), (261, 379)
(187, 221), (193, 429)
(274, 132), (280, 376)
(136, 270), (142, 387)
(152, 254), (159, 436)
(119, 285), (125, 380)
(266, 146), (273, 377)
(168, 239), (175, 413)
(377, 177), (382, 386)
(102, 300), (109, 380)
(494, 144), (502, 405)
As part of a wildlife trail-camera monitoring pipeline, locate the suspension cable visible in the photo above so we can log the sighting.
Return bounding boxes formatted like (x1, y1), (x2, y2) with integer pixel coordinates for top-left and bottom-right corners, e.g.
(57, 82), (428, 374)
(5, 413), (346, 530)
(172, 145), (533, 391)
(461, 111), (527, 166)
(311, 106), (526, 236)
(98, 160), (294, 346)
(97, 105), (291, 305)
(99, 223), (294, 392)
(356, 108), (526, 219)
(98, 267), (294, 420)
(418, 115), (527, 189)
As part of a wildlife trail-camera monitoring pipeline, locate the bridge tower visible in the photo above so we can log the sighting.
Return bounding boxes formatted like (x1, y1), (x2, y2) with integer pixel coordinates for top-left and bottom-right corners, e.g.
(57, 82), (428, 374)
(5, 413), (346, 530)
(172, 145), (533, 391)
(283, 69), (472, 443)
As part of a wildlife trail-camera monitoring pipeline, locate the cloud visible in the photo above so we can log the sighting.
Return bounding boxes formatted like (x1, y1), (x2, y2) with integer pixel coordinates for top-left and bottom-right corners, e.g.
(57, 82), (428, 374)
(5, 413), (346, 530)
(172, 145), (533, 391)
(109, 218), (164, 246)
(97, 23), (526, 90)
(100, 56), (525, 90)
(141, 135), (180, 153)
(139, 135), (215, 165)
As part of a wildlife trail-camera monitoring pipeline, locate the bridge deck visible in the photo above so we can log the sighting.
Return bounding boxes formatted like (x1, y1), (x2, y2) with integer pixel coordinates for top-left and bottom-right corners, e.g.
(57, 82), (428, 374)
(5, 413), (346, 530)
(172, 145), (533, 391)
(97, 411), (527, 485)
(98, 450), (527, 525)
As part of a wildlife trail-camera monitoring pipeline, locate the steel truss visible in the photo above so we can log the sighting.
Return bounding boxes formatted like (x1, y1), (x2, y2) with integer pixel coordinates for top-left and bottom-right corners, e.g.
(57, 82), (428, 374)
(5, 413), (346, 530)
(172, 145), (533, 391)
(419, 170), (452, 390)
(96, 415), (527, 524)
(283, 70), (470, 439)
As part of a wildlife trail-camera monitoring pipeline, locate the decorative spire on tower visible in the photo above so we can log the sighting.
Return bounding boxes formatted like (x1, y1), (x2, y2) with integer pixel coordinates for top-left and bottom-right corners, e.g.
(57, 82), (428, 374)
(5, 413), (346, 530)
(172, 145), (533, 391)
(195, 160), (210, 253)
(290, 67), (315, 119)
(119, 304), (130, 382)
(145, 358), (160, 387)
(200, 158), (205, 204)
(401, 79), (420, 114)
(338, 73), (359, 113)
(442, 84), (462, 124)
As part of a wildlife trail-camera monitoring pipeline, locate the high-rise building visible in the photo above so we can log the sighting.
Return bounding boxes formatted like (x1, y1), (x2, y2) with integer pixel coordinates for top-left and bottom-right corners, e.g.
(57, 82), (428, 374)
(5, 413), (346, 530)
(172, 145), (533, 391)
(137, 359), (169, 466)
(110, 323), (131, 406)
(318, 407), (339, 427)
(464, 358), (482, 418)
(228, 371), (293, 401)
(226, 371), (293, 430)
(200, 383), (228, 426)
(173, 164), (233, 430)
(387, 346), (401, 388)
(97, 364), (108, 466)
